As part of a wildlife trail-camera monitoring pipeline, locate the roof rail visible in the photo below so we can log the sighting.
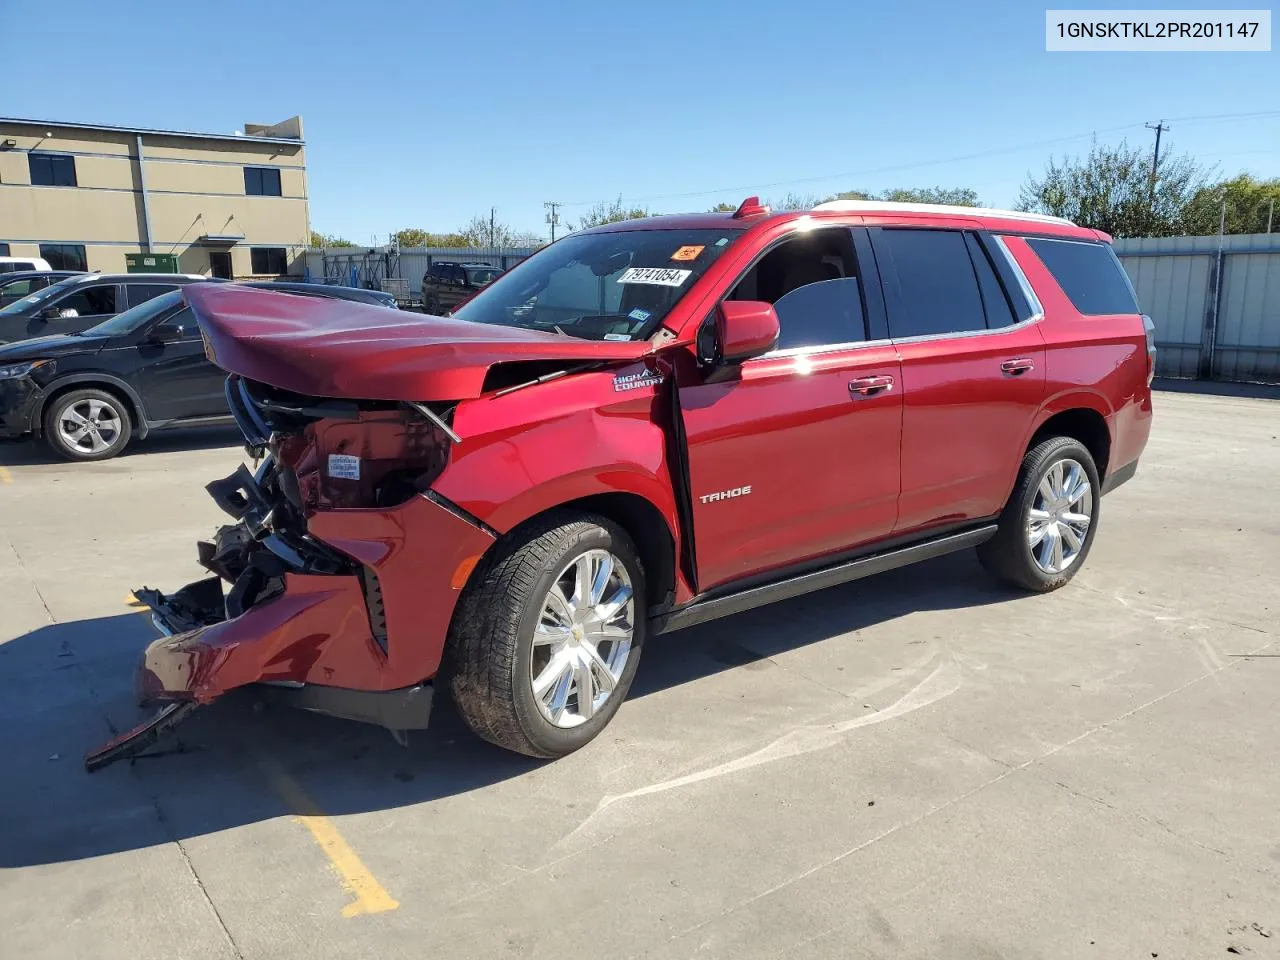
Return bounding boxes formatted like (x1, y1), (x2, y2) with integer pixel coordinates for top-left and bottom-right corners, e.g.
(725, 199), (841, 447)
(811, 199), (1075, 226)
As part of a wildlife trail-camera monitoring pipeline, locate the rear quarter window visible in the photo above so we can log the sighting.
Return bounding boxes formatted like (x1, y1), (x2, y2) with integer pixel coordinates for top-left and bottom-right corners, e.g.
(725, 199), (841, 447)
(1025, 238), (1139, 316)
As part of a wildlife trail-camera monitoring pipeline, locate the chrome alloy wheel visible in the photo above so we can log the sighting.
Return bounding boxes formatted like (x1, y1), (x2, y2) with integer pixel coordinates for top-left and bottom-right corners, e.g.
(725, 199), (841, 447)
(1027, 458), (1094, 575)
(58, 398), (123, 454)
(530, 548), (635, 728)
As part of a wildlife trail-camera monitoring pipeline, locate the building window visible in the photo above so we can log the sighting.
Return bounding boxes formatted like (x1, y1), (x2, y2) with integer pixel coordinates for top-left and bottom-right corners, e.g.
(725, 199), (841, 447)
(250, 247), (288, 275)
(244, 167), (282, 196)
(39, 244), (88, 272)
(0, 243), (9, 256)
(28, 153), (78, 187)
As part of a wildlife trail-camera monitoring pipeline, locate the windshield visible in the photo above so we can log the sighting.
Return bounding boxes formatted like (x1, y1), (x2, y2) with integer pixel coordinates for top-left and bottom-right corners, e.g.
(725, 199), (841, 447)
(452, 228), (741, 340)
(80, 290), (185, 337)
(0, 276), (84, 315)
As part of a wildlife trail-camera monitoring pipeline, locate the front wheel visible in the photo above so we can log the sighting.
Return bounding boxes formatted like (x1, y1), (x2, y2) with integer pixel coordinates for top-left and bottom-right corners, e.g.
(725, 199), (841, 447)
(43, 388), (132, 462)
(978, 436), (1100, 592)
(447, 512), (646, 758)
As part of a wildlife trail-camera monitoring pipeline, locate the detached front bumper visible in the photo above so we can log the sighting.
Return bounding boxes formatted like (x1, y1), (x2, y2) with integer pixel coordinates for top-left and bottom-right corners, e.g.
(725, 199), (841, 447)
(88, 459), (495, 770)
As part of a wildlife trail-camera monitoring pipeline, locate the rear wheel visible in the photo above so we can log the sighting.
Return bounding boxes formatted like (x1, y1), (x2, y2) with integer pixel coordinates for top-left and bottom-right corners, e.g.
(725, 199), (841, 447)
(43, 388), (132, 462)
(447, 512), (645, 758)
(978, 436), (1100, 592)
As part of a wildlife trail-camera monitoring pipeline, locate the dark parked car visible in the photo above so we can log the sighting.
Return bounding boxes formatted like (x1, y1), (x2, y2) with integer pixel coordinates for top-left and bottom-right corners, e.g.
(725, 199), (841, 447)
(420, 261), (502, 315)
(0, 272), (206, 345)
(0, 270), (86, 308)
(0, 281), (400, 461)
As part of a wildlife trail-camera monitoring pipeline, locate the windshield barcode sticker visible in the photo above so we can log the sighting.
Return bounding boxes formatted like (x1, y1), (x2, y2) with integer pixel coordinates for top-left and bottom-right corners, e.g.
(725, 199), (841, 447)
(617, 267), (692, 287)
(328, 454), (361, 480)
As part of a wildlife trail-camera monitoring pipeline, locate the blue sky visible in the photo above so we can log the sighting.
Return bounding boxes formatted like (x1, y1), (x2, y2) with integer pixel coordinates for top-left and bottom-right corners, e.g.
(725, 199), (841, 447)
(5, 0), (1278, 240)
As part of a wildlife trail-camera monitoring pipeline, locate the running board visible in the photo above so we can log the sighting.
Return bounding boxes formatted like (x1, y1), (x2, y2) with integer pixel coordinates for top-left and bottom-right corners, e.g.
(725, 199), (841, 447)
(651, 524), (998, 635)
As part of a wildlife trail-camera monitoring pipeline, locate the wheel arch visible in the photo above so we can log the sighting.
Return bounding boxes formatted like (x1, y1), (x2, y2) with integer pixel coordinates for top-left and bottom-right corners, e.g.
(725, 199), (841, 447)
(34, 375), (149, 439)
(1028, 404), (1112, 481)
(480, 489), (681, 619)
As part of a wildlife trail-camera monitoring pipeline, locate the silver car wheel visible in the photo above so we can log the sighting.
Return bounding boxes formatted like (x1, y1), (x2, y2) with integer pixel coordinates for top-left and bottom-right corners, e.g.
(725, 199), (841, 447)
(58, 398), (123, 454)
(529, 548), (635, 729)
(1027, 457), (1094, 575)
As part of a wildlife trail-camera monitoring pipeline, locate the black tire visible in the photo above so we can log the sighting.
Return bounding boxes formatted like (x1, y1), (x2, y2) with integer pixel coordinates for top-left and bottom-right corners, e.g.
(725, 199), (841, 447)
(423, 293), (440, 315)
(447, 511), (646, 759)
(42, 387), (133, 462)
(977, 436), (1101, 592)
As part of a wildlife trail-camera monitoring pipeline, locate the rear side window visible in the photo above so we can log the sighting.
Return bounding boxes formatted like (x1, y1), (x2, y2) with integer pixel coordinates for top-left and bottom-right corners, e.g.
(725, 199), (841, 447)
(877, 229), (987, 338)
(964, 233), (1016, 329)
(1025, 238), (1139, 315)
(127, 283), (179, 308)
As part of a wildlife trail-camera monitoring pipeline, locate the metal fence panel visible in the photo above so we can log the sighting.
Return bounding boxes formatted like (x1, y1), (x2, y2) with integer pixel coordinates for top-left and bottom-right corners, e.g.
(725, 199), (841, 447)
(1217, 251), (1280, 382)
(1114, 233), (1280, 383)
(303, 246), (539, 296)
(1115, 249), (1211, 379)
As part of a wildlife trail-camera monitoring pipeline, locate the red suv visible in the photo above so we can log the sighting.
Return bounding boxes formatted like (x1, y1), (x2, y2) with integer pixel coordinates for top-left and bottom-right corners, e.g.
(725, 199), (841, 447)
(89, 198), (1154, 770)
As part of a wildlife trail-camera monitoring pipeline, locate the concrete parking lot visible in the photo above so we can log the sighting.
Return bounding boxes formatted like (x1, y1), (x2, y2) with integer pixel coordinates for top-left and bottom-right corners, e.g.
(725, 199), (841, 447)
(1, 387), (1277, 960)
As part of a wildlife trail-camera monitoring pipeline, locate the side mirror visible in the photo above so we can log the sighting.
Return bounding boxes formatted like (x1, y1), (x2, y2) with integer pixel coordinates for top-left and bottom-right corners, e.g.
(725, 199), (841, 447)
(714, 300), (779, 364)
(149, 324), (185, 344)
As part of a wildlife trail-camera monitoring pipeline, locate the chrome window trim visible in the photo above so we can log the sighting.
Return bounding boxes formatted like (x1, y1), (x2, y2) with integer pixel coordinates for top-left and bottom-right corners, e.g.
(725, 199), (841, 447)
(756, 337), (890, 361)
(991, 234), (1045, 323)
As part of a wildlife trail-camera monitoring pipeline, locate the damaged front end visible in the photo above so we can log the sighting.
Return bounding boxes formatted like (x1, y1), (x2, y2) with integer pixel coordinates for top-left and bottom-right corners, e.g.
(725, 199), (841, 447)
(86, 375), (495, 771)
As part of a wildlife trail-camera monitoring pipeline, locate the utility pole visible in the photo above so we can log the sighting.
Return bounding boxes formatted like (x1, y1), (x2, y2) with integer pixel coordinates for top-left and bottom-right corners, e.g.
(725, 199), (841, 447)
(1268, 198), (1274, 234)
(544, 201), (561, 242)
(489, 207), (496, 248)
(1145, 120), (1169, 207)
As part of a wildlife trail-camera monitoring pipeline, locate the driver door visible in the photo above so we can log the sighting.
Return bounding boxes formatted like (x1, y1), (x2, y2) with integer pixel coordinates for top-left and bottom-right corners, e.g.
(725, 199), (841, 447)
(678, 226), (903, 592)
(129, 307), (228, 422)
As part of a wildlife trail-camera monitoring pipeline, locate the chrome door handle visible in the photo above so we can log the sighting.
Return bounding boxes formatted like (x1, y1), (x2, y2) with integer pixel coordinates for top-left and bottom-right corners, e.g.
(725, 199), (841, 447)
(1001, 358), (1035, 376)
(849, 375), (894, 397)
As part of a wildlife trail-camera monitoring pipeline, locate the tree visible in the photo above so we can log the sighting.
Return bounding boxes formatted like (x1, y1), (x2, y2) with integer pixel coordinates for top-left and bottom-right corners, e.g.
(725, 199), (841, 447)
(310, 230), (358, 248)
(457, 213), (521, 248)
(707, 201), (738, 212)
(392, 228), (430, 247)
(1018, 138), (1210, 238)
(1182, 174), (1280, 236)
(880, 186), (981, 206)
(572, 196), (654, 231)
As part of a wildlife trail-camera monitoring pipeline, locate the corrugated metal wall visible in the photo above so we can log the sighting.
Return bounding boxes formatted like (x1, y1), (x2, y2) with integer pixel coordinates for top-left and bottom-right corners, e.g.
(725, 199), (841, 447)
(302, 246), (539, 296)
(1115, 233), (1280, 383)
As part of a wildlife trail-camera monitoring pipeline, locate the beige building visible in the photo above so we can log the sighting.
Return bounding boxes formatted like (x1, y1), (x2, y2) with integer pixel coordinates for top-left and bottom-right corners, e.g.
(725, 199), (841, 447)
(0, 115), (309, 278)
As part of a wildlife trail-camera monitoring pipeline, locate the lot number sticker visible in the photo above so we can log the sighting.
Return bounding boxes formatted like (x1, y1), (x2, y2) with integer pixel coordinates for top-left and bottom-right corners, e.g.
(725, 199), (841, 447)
(671, 245), (704, 261)
(328, 454), (361, 480)
(617, 267), (692, 287)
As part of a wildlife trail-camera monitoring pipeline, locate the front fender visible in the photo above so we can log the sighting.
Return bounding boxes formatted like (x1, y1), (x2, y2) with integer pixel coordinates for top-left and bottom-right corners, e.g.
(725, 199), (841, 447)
(432, 366), (683, 563)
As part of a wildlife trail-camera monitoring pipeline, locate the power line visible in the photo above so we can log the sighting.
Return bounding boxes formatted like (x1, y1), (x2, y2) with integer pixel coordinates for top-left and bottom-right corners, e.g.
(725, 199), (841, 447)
(557, 109), (1280, 209)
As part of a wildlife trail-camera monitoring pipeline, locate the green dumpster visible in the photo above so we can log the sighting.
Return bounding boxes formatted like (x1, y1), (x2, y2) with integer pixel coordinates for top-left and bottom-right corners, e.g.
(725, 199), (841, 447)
(125, 252), (180, 273)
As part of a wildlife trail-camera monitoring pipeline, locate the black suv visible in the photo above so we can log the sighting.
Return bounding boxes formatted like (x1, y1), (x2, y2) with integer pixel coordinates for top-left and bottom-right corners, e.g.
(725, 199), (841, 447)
(0, 271), (86, 308)
(0, 272), (207, 345)
(0, 281), (397, 461)
(420, 261), (501, 315)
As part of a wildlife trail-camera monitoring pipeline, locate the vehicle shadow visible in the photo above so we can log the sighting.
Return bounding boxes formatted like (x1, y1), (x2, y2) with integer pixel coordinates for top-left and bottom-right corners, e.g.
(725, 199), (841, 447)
(1152, 377), (1280, 400)
(0, 425), (242, 466)
(0, 550), (1017, 868)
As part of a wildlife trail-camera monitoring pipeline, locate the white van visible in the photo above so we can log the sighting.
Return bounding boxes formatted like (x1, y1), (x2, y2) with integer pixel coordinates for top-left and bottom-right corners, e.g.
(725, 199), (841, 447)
(0, 256), (53, 273)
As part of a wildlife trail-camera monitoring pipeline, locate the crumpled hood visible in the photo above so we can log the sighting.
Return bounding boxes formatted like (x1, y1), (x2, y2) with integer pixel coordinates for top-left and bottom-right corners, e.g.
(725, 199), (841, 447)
(185, 284), (652, 401)
(0, 333), (108, 361)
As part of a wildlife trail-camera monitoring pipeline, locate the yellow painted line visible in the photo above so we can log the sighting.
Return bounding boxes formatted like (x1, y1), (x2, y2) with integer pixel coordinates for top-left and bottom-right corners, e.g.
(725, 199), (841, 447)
(259, 755), (400, 918)
(0, 466), (12, 484)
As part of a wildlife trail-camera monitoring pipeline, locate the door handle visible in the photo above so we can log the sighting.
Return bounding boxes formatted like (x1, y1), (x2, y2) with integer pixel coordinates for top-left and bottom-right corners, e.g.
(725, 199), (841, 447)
(1001, 358), (1035, 376)
(849, 375), (894, 397)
